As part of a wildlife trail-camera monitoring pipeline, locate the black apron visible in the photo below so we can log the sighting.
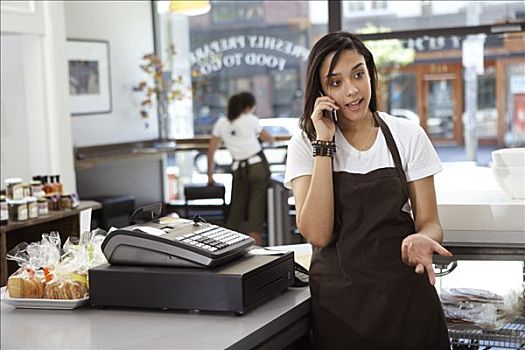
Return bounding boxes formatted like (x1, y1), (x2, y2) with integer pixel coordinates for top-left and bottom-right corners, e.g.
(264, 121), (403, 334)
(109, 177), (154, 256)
(309, 112), (450, 350)
(233, 149), (270, 221)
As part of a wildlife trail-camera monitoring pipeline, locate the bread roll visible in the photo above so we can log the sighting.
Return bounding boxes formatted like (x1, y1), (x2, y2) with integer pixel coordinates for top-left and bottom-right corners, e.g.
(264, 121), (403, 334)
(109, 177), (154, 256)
(26, 278), (45, 298)
(7, 275), (44, 298)
(7, 276), (24, 298)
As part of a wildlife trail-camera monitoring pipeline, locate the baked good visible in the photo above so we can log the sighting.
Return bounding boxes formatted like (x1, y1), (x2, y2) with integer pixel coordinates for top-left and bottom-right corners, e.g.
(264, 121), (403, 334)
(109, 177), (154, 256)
(44, 280), (87, 299)
(7, 275), (45, 298)
(6, 276), (24, 298)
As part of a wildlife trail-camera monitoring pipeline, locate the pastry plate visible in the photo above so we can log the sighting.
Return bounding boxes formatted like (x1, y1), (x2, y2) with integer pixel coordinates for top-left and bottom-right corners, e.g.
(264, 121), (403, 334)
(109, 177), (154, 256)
(0, 287), (89, 310)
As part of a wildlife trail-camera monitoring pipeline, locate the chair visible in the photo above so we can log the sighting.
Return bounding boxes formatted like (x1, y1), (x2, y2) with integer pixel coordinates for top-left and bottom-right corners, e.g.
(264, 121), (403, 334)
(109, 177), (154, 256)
(183, 183), (227, 224)
(88, 195), (135, 230)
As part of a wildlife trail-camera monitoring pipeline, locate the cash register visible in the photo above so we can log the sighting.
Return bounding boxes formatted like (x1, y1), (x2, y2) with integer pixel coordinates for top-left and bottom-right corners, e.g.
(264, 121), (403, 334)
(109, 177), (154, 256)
(89, 206), (295, 314)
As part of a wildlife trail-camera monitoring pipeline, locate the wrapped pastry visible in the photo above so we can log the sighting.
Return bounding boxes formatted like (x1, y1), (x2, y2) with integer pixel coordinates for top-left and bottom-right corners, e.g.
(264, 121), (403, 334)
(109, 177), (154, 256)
(6, 229), (107, 300)
(44, 279), (87, 300)
(7, 269), (45, 298)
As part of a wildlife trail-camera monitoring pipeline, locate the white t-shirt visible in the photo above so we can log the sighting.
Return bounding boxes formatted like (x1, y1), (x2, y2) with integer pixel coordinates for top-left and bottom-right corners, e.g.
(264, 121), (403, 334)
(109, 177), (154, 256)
(284, 112), (443, 189)
(212, 113), (263, 161)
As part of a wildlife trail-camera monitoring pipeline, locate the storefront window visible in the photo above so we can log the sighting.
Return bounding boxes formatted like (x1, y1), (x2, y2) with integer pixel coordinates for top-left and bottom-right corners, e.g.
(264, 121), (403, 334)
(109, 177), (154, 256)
(154, 1), (328, 199)
(343, 1), (524, 33)
(155, 0), (328, 137)
(476, 67), (497, 139)
(389, 73), (417, 114)
(506, 62), (525, 146)
(343, 1), (525, 147)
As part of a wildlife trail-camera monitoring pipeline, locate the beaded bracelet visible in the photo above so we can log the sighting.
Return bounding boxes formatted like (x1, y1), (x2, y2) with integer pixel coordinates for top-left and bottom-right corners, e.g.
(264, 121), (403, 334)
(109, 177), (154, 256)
(311, 140), (336, 157)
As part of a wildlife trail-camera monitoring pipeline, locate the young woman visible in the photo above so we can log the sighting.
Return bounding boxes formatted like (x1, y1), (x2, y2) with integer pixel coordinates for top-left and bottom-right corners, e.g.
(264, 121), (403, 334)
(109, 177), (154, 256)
(207, 92), (274, 246)
(284, 32), (452, 349)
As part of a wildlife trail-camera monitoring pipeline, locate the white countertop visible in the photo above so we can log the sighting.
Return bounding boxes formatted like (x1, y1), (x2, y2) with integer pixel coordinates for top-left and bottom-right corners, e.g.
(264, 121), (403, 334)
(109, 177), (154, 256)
(435, 164), (525, 244)
(1, 245), (313, 350)
(1, 287), (310, 350)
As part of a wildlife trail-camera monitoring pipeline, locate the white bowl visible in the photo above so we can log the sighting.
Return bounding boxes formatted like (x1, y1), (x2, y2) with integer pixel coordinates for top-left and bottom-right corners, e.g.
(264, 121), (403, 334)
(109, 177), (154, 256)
(491, 148), (525, 167)
(491, 166), (525, 199)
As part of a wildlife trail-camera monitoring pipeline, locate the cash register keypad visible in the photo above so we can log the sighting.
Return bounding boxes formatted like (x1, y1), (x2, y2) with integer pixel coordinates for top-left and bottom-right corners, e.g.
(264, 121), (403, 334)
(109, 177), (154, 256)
(174, 225), (250, 253)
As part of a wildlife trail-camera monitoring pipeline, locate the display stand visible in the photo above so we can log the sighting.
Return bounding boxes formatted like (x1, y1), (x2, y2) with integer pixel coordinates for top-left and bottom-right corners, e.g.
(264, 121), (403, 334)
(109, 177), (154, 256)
(0, 200), (102, 286)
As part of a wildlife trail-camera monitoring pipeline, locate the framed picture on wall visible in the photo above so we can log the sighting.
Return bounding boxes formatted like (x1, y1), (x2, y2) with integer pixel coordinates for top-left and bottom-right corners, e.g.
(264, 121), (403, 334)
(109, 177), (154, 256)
(67, 39), (112, 115)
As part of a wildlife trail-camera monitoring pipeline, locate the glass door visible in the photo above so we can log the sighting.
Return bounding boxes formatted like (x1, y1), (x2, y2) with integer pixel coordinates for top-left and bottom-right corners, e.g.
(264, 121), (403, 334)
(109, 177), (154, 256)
(422, 64), (462, 144)
(427, 79), (455, 140)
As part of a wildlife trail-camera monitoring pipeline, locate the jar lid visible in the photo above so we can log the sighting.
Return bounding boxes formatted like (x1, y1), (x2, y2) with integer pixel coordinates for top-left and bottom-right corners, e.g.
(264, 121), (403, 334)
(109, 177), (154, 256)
(4, 178), (22, 184)
(26, 196), (37, 203)
(37, 197), (47, 202)
(30, 180), (42, 185)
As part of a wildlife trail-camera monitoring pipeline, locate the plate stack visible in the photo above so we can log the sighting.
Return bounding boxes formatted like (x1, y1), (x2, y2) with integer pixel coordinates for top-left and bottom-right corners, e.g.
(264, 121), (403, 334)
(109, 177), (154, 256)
(491, 148), (525, 199)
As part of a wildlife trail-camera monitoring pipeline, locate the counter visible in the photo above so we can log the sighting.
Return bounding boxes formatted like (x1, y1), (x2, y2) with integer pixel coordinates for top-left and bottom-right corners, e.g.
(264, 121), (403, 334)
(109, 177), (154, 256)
(435, 164), (524, 242)
(74, 137), (291, 170)
(267, 164), (525, 260)
(434, 164), (525, 261)
(1, 244), (312, 350)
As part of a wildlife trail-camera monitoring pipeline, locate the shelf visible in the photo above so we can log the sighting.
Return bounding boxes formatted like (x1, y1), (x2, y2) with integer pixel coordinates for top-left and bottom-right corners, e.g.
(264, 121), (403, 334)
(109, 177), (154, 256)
(0, 200), (102, 286)
(448, 316), (525, 349)
(435, 241), (525, 262)
(0, 200), (102, 233)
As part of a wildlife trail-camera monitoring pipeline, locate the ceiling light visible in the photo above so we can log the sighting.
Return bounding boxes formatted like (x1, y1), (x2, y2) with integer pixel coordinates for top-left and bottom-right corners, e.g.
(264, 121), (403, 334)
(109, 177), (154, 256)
(169, 1), (211, 16)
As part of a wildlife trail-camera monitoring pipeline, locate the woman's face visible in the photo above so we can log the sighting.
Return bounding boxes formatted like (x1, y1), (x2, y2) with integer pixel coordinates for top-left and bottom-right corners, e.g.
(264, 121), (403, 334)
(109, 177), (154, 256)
(319, 49), (371, 123)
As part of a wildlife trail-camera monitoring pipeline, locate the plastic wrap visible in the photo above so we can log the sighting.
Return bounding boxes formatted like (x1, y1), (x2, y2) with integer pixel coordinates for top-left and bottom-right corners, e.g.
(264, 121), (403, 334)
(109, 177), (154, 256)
(6, 229), (107, 300)
(441, 286), (525, 330)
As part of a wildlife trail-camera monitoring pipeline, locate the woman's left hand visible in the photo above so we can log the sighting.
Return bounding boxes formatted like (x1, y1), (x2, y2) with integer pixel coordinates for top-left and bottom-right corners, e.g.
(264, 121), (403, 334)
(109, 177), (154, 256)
(401, 233), (452, 285)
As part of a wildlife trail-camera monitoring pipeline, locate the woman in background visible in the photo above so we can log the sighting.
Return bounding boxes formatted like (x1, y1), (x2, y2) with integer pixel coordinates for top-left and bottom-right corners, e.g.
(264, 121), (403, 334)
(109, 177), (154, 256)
(207, 92), (274, 245)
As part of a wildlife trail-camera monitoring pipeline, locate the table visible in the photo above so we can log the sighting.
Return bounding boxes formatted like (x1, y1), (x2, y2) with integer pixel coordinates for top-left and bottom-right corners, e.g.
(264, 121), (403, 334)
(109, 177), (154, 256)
(0, 244), (312, 350)
(0, 200), (102, 286)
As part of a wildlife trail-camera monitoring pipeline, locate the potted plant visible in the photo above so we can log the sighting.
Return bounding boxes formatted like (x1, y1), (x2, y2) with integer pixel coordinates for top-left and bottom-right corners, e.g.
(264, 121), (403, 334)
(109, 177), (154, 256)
(134, 44), (187, 147)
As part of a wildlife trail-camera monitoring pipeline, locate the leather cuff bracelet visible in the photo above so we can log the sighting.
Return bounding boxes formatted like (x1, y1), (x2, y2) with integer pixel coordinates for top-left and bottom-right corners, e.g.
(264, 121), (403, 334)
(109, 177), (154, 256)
(312, 140), (336, 157)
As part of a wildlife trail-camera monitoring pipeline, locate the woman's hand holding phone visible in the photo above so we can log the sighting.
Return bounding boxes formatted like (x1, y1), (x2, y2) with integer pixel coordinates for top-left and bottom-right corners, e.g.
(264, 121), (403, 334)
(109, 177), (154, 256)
(312, 93), (338, 141)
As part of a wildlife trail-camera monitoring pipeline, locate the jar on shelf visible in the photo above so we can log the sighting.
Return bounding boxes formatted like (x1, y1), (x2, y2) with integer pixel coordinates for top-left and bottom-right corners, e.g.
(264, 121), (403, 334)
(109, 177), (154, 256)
(8, 199), (28, 221)
(5, 178), (23, 200)
(23, 184), (31, 198)
(41, 176), (52, 194)
(30, 180), (44, 197)
(46, 194), (60, 211)
(0, 195), (8, 224)
(59, 195), (72, 210)
(37, 196), (48, 217)
(54, 175), (64, 195)
(26, 197), (38, 219)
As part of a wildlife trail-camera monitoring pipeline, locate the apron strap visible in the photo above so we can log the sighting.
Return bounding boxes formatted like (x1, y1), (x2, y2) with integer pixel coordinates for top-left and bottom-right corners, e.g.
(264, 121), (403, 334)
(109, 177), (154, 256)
(373, 112), (409, 198)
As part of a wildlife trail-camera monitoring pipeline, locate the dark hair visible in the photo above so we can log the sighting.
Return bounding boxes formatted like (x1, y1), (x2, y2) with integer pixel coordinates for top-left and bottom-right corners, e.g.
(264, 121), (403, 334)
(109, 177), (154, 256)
(227, 92), (256, 121)
(300, 31), (378, 141)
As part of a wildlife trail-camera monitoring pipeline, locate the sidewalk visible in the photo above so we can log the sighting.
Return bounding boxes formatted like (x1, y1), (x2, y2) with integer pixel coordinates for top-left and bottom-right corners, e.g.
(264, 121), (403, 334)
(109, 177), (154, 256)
(434, 145), (499, 167)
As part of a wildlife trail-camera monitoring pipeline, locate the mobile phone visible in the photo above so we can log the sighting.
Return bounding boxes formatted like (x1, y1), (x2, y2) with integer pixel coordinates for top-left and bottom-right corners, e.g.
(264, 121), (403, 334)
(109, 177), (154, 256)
(319, 91), (338, 122)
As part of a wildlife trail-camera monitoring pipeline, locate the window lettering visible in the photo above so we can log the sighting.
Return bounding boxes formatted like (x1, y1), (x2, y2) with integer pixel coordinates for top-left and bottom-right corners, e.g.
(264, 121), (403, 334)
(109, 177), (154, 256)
(190, 35), (309, 75)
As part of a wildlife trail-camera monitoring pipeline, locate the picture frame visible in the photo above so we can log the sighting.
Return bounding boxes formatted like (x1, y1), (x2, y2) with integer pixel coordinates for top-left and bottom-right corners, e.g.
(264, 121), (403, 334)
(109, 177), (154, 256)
(67, 39), (112, 115)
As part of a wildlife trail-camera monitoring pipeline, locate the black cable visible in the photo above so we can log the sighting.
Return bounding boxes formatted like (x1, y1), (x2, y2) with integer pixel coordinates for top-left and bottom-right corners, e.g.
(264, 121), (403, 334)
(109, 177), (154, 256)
(192, 214), (209, 225)
(435, 261), (458, 277)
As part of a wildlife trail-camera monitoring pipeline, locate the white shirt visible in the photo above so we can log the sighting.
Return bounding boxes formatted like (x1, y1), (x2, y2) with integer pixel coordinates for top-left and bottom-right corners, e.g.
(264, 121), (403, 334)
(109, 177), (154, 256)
(284, 111), (443, 190)
(212, 113), (263, 164)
